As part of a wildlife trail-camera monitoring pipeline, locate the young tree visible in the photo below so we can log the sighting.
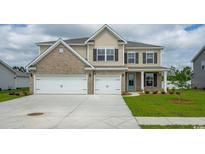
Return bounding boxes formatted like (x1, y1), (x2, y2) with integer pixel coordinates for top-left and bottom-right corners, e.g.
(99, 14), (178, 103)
(168, 66), (192, 101)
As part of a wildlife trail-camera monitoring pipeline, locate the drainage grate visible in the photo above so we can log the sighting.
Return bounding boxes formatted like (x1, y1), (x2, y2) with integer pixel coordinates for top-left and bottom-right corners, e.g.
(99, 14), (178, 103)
(27, 112), (44, 116)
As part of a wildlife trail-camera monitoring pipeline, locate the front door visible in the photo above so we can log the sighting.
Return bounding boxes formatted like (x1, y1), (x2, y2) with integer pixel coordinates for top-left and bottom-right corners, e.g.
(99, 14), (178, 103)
(128, 73), (135, 92)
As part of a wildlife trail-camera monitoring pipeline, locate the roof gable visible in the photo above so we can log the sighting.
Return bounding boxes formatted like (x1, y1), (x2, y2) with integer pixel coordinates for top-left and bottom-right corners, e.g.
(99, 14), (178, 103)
(0, 59), (16, 74)
(85, 24), (127, 44)
(192, 46), (205, 62)
(26, 38), (94, 69)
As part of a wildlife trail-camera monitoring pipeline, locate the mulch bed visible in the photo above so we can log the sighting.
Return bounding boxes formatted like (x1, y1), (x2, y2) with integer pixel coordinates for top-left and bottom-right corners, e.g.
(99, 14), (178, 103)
(171, 99), (193, 104)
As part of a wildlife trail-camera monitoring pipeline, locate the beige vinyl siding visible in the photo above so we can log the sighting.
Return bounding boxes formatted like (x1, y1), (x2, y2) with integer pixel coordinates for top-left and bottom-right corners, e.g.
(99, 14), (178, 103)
(70, 45), (87, 59)
(39, 45), (51, 54)
(125, 49), (161, 67)
(88, 29), (124, 66)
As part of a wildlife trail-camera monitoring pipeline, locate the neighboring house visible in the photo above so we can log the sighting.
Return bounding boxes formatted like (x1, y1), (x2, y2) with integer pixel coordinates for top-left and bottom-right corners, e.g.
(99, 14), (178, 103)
(27, 24), (168, 95)
(0, 59), (29, 90)
(191, 46), (205, 89)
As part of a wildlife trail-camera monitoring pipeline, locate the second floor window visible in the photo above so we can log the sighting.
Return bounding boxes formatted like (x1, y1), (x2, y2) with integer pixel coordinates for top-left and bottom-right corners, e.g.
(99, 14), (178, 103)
(97, 48), (115, 61)
(201, 61), (205, 70)
(97, 49), (105, 61)
(127, 52), (135, 64)
(146, 52), (154, 64)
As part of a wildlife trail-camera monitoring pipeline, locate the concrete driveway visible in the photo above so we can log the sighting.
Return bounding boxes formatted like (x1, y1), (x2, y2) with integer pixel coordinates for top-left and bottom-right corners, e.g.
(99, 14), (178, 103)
(0, 95), (139, 129)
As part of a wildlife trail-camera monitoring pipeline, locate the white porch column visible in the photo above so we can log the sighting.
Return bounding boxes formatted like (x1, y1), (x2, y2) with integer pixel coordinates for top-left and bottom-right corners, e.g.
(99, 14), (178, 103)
(141, 71), (144, 92)
(164, 71), (167, 93)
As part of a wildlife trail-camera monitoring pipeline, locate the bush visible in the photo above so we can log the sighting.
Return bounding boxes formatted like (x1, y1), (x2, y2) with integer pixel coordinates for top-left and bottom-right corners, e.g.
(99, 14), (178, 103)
(23, 91), (28, 96)
(145, 91), (150, 94)
(0, 88), (2, 91)
(176, 91), (181, 95)
(193, 87), (197, 89)
(161, 89), (166, 94)
(153, 91), (158, 94)
(8, 88), (11, 91)
(15, 92), (20, 96)
(9, 92), (15, 95)
(168, 88), (175, 95)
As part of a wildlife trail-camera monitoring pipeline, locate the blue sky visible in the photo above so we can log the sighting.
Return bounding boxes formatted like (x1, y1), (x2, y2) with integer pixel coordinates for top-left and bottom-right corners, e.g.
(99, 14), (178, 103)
(184, 24), (203, 31)
(0, 24), (204, 69)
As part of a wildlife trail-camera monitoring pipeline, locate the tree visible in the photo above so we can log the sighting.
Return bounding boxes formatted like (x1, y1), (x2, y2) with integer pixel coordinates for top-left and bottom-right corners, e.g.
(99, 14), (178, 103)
(168, 66), (192, 101)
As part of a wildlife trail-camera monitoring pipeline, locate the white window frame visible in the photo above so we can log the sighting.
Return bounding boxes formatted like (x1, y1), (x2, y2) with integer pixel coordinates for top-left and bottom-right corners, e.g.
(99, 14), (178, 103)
(127, 51), (135, 64)
(96, 48), (115, 61)
(201, 60), (205, 70)
(145, 73), (154, 87)
(96, 48), (106, 61)
(146, 51), (154, 64)
(59, 48), (64, 53)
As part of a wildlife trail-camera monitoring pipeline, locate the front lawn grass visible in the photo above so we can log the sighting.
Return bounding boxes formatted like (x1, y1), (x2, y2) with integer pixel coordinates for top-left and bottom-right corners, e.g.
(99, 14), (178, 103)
(123, 89), (205, 117)
(0, 88), (29, 103)
(140, 125), (205, 129)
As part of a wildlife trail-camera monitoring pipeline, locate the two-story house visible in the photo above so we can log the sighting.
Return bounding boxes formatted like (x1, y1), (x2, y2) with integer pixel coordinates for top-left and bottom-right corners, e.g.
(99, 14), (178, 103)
(27, 24), (168, 94)
(191, 46), (205, 89)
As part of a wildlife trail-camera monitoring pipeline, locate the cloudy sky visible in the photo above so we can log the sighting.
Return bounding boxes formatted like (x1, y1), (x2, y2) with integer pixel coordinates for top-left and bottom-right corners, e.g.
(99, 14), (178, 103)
(0, 24), (204, 69)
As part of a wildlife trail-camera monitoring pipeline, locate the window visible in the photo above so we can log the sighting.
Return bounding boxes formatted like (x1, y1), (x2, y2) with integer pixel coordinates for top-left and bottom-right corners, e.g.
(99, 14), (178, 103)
(145, 73), (154, 87)
(106, 49), (115, 61)
(97, 49), (105, 61)
(127, 52), (135, 64)
(146, 52), (154, 64)
(59, 48), (64, 53)
(201, 61), (205, 70)
(97, 48), (115, 61)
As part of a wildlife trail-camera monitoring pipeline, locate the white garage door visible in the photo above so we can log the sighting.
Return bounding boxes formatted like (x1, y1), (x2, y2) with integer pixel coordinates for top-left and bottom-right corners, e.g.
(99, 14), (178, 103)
(94, 76), (121, 94)
(35, 75), (87, 94)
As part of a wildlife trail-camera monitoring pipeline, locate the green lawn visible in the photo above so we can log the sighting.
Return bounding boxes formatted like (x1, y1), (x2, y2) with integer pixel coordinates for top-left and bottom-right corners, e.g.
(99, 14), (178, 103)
(123, 89), (205, 117)
(140, 125), (205, 129)
(0, 88), (29, 103)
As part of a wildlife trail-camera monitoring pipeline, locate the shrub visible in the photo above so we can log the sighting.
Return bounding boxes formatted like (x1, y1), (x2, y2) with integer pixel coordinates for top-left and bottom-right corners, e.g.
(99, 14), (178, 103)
(168, 89), (175, 95)
(0, 88), (2, 91)
(153, 91), (158, 94)
(23, 91), (28, 96)
(168, 91), (174, 95)
(9, 92), (15, 95)
(145, 91), (150, 94)
(203, 87), (205, 90)
(176, 91), (181, 95)
(15, 92), (20, 96)
(8, 88), (11, 91)
(161, 89), (166, 94)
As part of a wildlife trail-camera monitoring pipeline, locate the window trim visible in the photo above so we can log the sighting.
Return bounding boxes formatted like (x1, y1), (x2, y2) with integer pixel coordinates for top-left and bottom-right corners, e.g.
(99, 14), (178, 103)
(145, 73), (154, 87)
(96, 48), (115, 62)
(146, 51), (154, 64)
(127, 51), (136, 64)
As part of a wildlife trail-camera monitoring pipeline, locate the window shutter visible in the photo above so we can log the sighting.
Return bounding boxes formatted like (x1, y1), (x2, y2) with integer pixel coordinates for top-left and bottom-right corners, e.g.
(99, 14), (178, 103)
(154, 53), (157, 64)
(135, 53), (139, 64)
(93, 49), (97, 61)
(143, 53), (146, 64)
(115, 49), (118, 61)
(124, 53), (127, 64)
(154, 73), (157, 87)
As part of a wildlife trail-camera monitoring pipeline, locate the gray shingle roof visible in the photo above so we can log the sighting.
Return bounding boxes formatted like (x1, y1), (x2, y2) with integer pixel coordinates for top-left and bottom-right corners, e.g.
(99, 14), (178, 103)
(36, 37), (163, 48)
(126, 41), (163, 48)
(36, 37), (89, 45)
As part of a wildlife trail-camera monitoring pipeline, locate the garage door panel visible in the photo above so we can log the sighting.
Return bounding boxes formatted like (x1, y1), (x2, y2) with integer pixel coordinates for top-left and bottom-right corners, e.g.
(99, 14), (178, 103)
(95, 76), (121, 94)
(35, 75), (87, 94)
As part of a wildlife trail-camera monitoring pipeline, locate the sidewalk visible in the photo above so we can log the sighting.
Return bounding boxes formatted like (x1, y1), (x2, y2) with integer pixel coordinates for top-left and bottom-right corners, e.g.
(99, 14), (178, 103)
(136, 117), (205, 125)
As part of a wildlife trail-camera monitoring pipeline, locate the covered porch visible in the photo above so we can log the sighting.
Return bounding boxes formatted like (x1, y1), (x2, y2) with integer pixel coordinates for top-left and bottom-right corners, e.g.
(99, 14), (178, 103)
(125, 67), (168, 93)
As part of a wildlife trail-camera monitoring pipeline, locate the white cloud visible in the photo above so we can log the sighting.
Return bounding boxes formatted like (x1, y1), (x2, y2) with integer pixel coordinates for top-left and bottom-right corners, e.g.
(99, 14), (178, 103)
(0, 24), (204, 69)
